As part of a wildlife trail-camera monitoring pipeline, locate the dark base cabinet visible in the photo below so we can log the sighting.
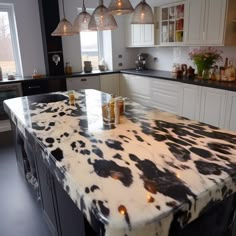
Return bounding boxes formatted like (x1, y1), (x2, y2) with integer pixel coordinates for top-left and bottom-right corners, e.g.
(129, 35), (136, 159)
(169, 194), (236, 236)
(22, 78), (66, 96)
(35, 145), (97, 236)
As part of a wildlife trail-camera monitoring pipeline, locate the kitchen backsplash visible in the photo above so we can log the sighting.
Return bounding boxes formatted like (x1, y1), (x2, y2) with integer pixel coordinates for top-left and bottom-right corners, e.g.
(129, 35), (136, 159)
(138, 46), (236, 72)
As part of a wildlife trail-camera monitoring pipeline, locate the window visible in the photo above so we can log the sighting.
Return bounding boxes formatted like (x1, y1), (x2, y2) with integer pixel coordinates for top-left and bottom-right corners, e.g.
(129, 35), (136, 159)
(0, 4), (22, 76)
(79, 9), (103, 70)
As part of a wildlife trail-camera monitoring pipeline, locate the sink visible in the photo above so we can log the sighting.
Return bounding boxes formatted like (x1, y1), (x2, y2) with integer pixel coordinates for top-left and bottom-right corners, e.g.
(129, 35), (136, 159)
(27, 93), (68, 104)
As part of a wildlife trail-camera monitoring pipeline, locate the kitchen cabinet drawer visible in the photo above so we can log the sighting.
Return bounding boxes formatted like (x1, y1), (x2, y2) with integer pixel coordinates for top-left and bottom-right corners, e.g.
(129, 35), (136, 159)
(22, 79), (66, 96)
(151, 79), (181, 114)
(66, 76), (100, 91)
(120, 74), (151, 107)
(100, 74), (120, 95)
(22, 80), (48, 96)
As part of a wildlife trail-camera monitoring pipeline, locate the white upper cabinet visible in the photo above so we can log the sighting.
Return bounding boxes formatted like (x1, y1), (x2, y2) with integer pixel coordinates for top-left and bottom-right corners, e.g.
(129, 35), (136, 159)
(131, 24), (154, 46)
(185, 0), (236, 46)
(160, 2), (186, 45)
(125, 8), (159, 47)
(204, 0), (226, 45)
(184, 0), (205, 45)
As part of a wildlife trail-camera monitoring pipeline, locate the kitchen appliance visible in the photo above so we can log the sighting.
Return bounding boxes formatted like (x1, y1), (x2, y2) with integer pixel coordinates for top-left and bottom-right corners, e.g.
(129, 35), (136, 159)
(0, 83), (22, 132)
(135, 53), (148, 70)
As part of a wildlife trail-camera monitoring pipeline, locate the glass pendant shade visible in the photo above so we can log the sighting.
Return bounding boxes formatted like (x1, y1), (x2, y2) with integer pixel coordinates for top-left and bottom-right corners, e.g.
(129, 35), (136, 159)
(88, 0), (118, 31)
(108, 0), (134, 15)
(51, 0), (74, 36)
(73, 0), (92, 33)
(52, 18), (74, 36)
(131, 0), (154, 24)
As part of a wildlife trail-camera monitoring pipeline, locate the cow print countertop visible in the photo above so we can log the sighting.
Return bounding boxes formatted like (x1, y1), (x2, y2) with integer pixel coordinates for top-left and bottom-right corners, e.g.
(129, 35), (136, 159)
(4, 89), (236, 236)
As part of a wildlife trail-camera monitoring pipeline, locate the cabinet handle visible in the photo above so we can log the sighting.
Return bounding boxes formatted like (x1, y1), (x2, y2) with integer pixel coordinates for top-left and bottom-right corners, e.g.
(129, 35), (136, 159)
(28, 85), (41, 89)
(81, 78), (87, 82)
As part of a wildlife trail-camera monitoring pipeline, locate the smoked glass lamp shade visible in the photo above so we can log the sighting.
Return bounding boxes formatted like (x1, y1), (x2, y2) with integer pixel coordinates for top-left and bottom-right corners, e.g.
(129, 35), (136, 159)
(88, 0), (118, 31)
(51, 18), (74, 36)
(73, 11), (92, 33)
(131, 0), (154, 24)
(108, 0), (134, 15)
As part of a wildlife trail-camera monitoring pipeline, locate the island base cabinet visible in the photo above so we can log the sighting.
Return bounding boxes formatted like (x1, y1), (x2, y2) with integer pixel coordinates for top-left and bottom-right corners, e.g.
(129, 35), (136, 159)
(53, 178), (87, 236)
(35, 148), (59, 236)
(169, 194), (236, 236)
(35, 147), (98, 236)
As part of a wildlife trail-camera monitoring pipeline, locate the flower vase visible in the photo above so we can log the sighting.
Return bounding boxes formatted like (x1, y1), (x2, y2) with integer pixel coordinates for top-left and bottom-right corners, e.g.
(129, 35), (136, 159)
(202, 68), (210, 80)
(196, 64), (204, 79)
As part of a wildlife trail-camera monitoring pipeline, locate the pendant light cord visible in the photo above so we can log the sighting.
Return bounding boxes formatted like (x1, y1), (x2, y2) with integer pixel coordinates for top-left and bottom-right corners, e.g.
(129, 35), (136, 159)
(82, 0), (85, 12)
(62, 0), (66, 18)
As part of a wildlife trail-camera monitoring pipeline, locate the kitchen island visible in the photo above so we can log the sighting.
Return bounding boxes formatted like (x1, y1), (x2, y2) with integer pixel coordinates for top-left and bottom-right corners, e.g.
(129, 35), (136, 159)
(4, 89), (236, 236)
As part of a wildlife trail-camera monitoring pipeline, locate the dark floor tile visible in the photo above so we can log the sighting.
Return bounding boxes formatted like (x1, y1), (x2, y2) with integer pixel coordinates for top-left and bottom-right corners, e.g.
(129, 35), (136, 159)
(0, 131), (52, 236)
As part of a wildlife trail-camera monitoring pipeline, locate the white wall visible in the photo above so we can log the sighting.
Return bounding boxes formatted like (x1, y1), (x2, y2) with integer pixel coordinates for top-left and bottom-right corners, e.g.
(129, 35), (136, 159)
(138, 46), (236, 72)
(60, 0), (139, 72)
(0, 0), (46, 76)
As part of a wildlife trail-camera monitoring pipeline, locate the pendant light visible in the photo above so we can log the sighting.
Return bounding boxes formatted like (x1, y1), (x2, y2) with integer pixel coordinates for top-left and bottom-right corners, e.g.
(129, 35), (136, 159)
(131, 0), (154, 24)
(51, 0), (73, 36)
(73, 0), (92, 33)
(88, 0), (118, 31)
(108, 0), (134, 15)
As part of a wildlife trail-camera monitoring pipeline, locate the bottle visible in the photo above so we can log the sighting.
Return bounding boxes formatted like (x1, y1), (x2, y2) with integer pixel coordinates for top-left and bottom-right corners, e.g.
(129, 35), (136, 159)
(109, 95), (115, 123)
(65, 62), (72, 74)
(0, 66), (2, 80)
(224, 57), (228, 69)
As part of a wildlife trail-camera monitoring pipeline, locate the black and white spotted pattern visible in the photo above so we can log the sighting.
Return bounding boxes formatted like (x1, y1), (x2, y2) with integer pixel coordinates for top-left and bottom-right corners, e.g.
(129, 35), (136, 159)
(4, 89), (236, 236)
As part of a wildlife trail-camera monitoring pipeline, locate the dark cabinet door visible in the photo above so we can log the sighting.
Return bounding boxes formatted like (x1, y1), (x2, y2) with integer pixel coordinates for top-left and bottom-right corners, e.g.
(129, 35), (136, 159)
(54, 178), (86, 236)
(22, 80), (48, 96)
(35, 149), (58, 235)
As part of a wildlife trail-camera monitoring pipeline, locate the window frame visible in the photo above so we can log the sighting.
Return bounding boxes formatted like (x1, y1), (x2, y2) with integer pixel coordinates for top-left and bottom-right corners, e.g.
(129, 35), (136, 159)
(78, 8), (104, 68)
(0, 3), (22, 76)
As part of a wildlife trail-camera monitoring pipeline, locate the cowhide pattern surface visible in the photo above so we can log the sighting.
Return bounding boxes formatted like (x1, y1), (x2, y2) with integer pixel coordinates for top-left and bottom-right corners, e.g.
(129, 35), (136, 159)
(4, 89), (236, 236)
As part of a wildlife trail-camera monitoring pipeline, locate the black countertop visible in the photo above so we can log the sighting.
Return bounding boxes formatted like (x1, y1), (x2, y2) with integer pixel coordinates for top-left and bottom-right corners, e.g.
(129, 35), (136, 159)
(121, 69), (236, 92)
(0, 70), (118, 85)
(1, 68), (236, 92)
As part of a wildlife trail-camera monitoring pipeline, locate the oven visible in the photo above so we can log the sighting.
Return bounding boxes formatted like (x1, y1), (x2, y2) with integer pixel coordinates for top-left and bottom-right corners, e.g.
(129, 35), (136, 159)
(0, 82), (22, 132)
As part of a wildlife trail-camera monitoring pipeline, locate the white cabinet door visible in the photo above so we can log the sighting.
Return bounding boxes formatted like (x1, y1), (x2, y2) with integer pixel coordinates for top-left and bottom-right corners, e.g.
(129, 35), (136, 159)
(100, 74), (120, 95)
(120, 74), (151, 107)
(151, 79), (181, 114)
(204, 0), (226, 45)
(131, 25), (142, 46)
(184, 0), (205, 45)
(130, 24), (154, 47)
(66, 76), (100, 91)
(142, 25), (154, 46)
(179, 84), (201, 120)
(225, 91), (236, 132)
(200, 87), (227, 128)
(185, 0), (227, 45)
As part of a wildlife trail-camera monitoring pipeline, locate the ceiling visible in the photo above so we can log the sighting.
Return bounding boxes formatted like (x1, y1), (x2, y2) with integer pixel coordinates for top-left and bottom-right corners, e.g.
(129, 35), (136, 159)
(86, 0), (183, 7)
